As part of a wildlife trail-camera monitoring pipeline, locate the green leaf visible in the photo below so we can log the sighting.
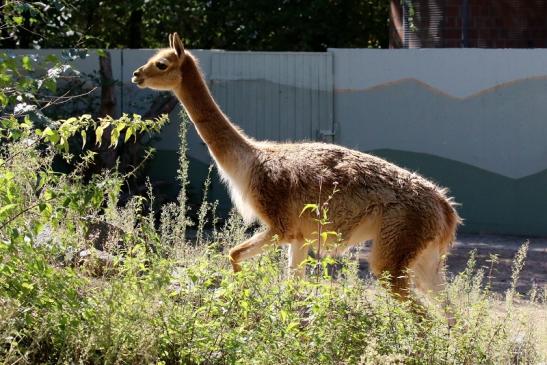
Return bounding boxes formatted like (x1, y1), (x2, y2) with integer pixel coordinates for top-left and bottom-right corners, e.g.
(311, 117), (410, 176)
(320, 231), (338, 243)
(95, 126), (105, 146)
(286, 322), (299, 332)
(81, 130), (87, 148)
(21, 282), (34, 290)
(42, 78), (57, 92)
(115, 122), (126, 133)
(12, 16), (23, 25)
(280, 309), (288, 323)
(0, 203), (18, 217)
(320, 232), (328, 243)
(300, 203), (318, 217)
(38, 203), (52, 217)
(110, 127), (120, 148)
(21, 55), (32, 71)
(42, 128), (60, 145)
(124, 126), (134, 142)
(45, 54), (59, 63)
(0, 91), (8, 107)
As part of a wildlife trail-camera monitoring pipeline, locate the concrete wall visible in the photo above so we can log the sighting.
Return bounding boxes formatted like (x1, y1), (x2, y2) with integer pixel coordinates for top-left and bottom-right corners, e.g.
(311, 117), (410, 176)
(8, 48), (547, 235)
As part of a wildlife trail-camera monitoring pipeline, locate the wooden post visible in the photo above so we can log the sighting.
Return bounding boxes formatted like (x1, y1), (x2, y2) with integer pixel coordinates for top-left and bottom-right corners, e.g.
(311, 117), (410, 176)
(97, 51), (117, 169)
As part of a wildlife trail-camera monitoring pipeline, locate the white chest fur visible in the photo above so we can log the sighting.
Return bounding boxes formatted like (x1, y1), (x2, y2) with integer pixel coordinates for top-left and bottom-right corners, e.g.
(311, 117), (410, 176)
(215, 160), (257, 224)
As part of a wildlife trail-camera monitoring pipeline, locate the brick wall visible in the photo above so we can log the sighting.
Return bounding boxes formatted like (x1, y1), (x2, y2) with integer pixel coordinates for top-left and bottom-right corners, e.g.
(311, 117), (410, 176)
(441, 0), (463, 47)
(390, 0), (547, 48)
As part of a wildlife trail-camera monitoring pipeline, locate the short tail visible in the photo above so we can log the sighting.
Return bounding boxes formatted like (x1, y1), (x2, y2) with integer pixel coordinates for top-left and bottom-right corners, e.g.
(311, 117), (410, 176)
(438, 192), (462, 254)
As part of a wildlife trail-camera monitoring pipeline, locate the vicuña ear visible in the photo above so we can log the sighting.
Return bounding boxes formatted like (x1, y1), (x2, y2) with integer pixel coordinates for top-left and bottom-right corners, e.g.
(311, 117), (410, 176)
(168, 33), (173, 49)
(172, 32), (185, 58)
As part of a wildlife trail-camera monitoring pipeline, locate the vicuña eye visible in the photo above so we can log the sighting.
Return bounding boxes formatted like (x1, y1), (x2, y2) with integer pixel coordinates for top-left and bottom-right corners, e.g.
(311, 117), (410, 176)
(156, 62), (168, 70)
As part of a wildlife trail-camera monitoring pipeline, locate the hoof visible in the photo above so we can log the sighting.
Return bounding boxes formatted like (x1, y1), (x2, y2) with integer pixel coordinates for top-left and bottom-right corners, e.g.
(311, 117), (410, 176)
(230, 259), (241, 273)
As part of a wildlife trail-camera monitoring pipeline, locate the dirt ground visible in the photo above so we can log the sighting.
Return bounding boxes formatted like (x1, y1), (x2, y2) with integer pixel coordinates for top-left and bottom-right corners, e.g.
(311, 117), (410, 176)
(357, 234), (547, 295)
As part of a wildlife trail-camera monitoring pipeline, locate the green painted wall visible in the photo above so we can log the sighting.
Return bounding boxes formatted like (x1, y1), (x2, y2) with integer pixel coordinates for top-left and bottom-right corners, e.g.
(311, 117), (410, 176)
(372, 149), (547, 236)
(150, 147), (547, 237)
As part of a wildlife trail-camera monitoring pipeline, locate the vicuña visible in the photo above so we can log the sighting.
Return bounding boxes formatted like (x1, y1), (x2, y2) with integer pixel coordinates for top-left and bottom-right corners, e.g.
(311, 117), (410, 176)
(133, 33), (461, 304)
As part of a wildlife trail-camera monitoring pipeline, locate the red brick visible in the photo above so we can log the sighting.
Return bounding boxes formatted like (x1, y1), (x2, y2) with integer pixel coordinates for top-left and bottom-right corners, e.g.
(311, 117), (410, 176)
(390, 0), (547, 49)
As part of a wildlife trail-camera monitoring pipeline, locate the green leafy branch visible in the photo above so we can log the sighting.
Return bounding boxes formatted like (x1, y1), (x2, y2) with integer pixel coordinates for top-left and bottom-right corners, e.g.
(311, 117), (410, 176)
(299, 182), (343, 279)
(36, 113), (169, 153)
(0, 113), (169, 231)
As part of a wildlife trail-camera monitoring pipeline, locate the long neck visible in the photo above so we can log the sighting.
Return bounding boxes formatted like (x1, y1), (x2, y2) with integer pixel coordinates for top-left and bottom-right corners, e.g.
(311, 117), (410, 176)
(173, 54), (255, 168)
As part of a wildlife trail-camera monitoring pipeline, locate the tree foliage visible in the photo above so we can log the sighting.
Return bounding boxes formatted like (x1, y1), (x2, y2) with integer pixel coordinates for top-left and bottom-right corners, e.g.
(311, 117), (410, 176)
(1, 0), (389, 50)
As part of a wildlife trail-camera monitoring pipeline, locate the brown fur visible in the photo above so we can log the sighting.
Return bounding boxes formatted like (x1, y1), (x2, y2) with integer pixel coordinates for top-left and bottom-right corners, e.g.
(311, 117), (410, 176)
(133, 33), (461, 305)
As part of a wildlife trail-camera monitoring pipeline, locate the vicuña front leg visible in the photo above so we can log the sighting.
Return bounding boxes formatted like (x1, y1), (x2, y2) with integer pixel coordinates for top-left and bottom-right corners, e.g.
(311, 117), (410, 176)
(288, 242), (309, 278)
(229, 229), (274, 272)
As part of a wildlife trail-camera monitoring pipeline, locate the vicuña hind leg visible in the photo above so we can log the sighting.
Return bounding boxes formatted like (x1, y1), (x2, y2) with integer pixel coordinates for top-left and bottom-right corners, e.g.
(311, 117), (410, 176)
(410, 241), (447, 295)
(410, 242), (455, 325)
(229, 229), (275, 272)
(368, 216), (422, 299)
(368, 244), (413, 299)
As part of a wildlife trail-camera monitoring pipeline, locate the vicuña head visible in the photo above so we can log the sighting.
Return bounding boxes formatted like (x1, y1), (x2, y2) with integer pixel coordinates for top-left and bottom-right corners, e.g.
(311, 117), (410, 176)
(132, 33), (186, 91)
